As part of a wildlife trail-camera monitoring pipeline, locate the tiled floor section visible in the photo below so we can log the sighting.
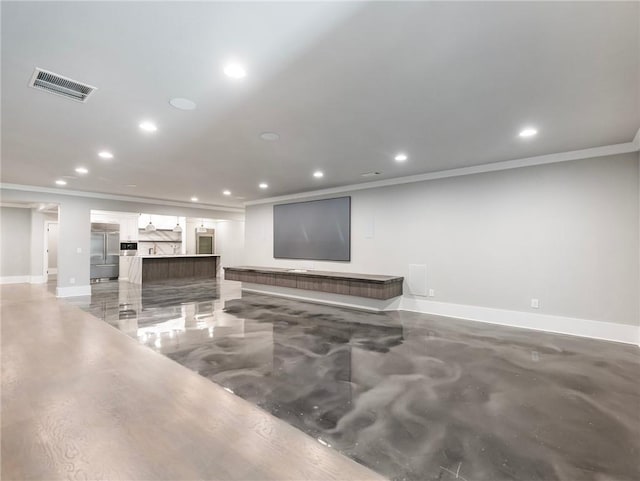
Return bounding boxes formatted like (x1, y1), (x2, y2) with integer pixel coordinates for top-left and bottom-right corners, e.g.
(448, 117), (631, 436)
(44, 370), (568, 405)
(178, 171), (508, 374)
(70, 279), (640, 481)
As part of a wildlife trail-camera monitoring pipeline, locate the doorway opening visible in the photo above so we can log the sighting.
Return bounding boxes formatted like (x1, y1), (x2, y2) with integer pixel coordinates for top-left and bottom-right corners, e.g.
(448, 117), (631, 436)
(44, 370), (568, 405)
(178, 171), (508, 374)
(41, 204), (59, 283)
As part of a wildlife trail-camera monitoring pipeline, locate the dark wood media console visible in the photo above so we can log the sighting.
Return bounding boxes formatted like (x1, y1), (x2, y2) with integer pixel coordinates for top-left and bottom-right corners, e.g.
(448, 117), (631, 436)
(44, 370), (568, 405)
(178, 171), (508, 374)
(224, 266), (403, 300)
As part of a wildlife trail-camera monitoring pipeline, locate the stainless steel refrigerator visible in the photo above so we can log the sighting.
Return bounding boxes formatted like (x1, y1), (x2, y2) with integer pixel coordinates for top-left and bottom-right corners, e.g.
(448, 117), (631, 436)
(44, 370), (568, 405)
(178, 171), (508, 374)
(90, 223), (120, 280)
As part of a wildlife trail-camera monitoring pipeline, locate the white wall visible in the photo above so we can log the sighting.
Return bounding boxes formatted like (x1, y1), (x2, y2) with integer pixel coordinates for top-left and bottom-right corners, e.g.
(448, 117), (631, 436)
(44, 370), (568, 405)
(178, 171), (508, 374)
(245, 153), (639, 338)
(215, 220), (245, 268)
(0, 207), (31, 280)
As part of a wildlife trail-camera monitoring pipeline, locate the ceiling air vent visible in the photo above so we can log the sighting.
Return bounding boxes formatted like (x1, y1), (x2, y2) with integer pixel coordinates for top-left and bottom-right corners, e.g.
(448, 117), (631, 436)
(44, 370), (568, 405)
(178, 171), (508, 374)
(28, 68), (97, 103)
(361, 171), (383, 177)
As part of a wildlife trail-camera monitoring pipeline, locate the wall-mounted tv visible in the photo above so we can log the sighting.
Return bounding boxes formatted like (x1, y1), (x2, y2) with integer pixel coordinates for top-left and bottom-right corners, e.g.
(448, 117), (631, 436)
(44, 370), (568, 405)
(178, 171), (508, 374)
(273, 196), (351, 261)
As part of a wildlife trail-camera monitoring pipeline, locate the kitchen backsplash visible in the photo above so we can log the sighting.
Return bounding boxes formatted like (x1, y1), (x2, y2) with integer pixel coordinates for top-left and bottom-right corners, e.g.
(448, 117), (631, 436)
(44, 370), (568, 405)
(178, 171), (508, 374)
(139, 241), (181, 255)
(139, 229), (182, 255)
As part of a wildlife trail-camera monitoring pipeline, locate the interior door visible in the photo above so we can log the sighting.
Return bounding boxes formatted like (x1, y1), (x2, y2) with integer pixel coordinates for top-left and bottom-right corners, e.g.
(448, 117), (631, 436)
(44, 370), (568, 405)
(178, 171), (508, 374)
(47, 223), (58, 277)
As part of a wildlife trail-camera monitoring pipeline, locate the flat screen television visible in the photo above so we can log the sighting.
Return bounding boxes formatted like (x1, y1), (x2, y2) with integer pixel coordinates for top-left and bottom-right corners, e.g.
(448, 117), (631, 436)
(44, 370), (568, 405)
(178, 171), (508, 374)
(273, 196), (351, 261)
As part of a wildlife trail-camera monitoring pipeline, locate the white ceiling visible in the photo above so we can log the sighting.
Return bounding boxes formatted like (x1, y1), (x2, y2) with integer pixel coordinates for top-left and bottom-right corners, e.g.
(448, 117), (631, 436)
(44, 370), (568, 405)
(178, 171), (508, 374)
(1, 1), (638, 207)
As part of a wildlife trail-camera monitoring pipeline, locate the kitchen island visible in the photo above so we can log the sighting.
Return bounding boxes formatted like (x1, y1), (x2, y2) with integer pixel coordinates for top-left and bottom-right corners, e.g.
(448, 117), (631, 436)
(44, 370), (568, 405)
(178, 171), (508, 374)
(128, 255), (220, 284)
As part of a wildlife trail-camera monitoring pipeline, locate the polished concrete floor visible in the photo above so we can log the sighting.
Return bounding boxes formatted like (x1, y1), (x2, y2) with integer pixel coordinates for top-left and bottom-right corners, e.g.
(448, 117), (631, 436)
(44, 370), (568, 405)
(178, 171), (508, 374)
(1, 283), (383, 481)
(69, 279), (640, 481)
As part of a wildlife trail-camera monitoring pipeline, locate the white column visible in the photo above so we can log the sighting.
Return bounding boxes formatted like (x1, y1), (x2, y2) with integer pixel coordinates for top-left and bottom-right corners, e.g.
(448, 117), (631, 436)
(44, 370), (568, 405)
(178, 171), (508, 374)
(56, 200), (91, 297)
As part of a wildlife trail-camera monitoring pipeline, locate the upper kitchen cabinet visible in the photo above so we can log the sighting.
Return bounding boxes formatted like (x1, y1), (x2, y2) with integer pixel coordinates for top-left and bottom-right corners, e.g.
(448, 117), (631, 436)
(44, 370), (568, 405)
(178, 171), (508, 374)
(90, 211), (139, 241)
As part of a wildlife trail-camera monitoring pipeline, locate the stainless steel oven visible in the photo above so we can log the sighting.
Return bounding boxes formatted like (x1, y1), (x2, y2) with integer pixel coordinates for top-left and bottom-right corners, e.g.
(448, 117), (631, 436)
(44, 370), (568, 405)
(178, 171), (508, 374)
(196, 228), (215, 254)
(120, 242), (138, 256)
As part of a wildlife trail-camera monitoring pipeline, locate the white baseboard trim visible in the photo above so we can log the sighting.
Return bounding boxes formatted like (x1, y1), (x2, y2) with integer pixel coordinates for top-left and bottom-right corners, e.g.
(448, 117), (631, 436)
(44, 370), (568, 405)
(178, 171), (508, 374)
(56, 285), (92, 298)
(242, 283), (402, 312)
(29, 275), (46, 284)
(0, 275), (30, 284)
(400, 297), (640, 346)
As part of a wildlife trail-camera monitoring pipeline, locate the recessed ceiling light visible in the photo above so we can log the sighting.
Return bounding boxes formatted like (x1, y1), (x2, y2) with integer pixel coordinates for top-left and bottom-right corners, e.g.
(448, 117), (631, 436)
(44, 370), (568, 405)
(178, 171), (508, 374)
(191, 196), (199, 202)
(223, 190), (231, 196)
(313, 171), (324, 178)
(259, 182), (268, 189)
(169, 98), (197, 111)
(223, 63), (247, 79)
(519, 127), (538, 138)
(98, 151), (113, 159)
(260, 132), (280, 141)
(394, 153), (408, 162)
(139, 121), (158, 132)
(75, 167), (89, 174)
(55, 179), (67, 186)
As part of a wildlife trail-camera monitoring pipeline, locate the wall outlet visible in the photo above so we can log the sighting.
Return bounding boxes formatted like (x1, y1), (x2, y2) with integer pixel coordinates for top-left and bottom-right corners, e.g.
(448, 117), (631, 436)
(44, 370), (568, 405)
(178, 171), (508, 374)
(69, 277), (76, 284)
(428, 289), (435, 297)
(76, 247), (82, 254)
(531, 298), (540, 309)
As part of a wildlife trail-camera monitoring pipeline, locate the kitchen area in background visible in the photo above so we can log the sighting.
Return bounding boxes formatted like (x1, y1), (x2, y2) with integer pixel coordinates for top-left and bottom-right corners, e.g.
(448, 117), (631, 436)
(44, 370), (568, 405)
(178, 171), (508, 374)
(80, 210), (245, 350)
(89, 210), (244, 283)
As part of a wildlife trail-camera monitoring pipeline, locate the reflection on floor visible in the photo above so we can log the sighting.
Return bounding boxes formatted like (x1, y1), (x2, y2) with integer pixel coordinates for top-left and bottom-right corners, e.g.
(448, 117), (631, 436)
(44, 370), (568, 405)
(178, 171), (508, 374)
(72, 279), (640, 481)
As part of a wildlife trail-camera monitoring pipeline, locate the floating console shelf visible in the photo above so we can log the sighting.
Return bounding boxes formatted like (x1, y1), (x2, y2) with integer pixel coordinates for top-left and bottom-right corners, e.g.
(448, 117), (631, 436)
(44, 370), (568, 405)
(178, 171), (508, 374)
(224, 266), (403, 300)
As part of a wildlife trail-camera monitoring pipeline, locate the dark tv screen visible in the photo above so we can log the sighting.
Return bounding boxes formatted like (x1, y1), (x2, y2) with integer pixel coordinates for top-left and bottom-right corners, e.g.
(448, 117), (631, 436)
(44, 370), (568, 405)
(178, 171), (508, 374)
(273, 197), (351, 261)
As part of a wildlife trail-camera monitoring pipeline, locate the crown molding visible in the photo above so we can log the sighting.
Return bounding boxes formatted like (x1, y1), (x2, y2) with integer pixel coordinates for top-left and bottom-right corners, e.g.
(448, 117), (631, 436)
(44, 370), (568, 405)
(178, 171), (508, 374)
(0, 183), (245, 213)
(4, 134), (637, 211)
(245, 138), (640, 206)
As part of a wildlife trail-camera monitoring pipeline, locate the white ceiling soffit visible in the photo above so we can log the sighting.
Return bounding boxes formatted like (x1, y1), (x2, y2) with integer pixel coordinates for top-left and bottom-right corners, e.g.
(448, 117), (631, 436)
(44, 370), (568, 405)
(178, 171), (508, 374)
(0, 183), (245, 213)
(0, 201), (35, 209)
(0, 201), (58, 211)
(1, 1), (638, 205)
